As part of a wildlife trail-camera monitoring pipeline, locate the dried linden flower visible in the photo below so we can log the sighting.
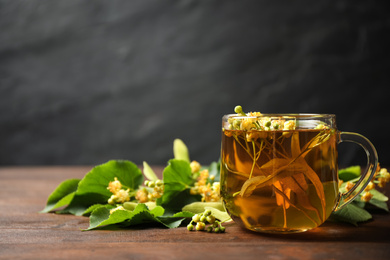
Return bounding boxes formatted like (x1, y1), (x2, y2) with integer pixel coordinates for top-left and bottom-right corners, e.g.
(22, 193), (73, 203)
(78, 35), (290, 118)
(345, 181), (354, 192)
(115, 189), (130, 203)
(107, 177), (122, 193)
(135, 180), (164, 203)
(106, 177), (133, 205)
(189, 163), (220, 202)
(283, 120), (296, 131)
(110, 206), (125, 214)
(240, 118), (256, 131)
(136, 188), (149, 203)
(190, 161), (201, 173)
(361, 191), (373, 202)
(364, 182), (375, 192)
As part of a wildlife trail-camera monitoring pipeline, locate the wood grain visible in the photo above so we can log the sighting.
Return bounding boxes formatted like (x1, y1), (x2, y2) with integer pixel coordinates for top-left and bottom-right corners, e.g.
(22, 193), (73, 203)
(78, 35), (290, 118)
(1, 166), (389, 260)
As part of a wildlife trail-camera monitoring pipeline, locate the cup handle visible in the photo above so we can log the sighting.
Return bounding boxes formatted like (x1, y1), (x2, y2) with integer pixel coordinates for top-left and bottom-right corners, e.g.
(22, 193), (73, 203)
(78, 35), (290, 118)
(335, 132), (378, 210)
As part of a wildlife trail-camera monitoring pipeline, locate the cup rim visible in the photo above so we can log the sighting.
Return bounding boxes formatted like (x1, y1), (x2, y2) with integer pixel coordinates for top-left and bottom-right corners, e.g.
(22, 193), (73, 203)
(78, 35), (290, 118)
(223, 113), (336, 119)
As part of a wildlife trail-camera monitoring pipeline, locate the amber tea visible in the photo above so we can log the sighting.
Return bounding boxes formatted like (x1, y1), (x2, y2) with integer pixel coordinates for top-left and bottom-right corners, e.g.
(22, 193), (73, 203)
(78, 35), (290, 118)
(220, 108), (378, 233)
(221, 128), (339, 233)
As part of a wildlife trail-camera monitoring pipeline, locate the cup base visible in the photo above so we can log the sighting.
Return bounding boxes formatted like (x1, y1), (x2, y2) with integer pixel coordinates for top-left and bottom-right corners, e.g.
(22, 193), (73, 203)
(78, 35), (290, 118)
(230, 215), (313, 234)
(247, 226), (309, 234)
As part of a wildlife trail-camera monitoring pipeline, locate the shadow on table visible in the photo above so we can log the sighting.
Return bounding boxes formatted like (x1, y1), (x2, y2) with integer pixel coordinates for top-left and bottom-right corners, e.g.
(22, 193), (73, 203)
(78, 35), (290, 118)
(244, 214), (390, 243)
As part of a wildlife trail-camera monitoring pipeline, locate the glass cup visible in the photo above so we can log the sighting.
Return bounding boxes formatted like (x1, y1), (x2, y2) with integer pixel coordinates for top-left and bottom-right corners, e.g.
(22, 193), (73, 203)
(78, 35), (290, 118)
(220, 113), (378, 233)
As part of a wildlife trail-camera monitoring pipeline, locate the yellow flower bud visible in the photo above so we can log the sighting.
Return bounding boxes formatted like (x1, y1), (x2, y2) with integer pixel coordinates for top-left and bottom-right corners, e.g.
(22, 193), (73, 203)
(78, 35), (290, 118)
(110, 206), (124, 214)
(283, 120), (296, 130)
(345, 181), (354, 192)
(361, 191), (373, 202)
(190, 161), (201, 173)
(107, 177), (122, 193)
(115, 189), (130, 203)
(196, 222), (205, 231)
(241, 119), (254, 131)
(364, 182), (375, 191)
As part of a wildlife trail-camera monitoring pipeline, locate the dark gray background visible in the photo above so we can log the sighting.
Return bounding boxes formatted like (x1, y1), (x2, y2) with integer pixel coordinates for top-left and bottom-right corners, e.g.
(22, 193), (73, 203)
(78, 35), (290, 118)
(1, 0), (389, 167)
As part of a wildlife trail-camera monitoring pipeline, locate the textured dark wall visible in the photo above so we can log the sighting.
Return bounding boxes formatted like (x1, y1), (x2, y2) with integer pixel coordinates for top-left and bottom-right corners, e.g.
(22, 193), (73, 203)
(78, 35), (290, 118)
(1, 0), (389, 167)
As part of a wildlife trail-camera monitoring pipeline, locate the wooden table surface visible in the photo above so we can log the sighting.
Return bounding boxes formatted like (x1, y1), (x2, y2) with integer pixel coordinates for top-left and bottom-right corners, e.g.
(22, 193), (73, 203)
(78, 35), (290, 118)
(1, 166), (390, 260)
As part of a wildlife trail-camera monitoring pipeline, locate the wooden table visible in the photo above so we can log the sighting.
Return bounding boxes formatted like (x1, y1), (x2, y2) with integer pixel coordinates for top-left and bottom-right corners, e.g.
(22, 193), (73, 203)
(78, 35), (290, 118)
(1, 166), (390, 260)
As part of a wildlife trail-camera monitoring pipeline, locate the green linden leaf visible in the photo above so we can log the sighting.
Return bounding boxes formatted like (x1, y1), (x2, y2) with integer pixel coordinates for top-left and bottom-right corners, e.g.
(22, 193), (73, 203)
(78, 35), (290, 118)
(86, 203), (187, 230)
(40, 179), (80, 213)
(351, 198), (366, 209)
(157, 211), (195, 228)
(157, 159), (201, 213)
(338, 165), (361, 182)
(352, 189), (389, 212)
(87, 204), (150, 230)
(156, 210), (194, 229)
(150, 205), (165, 217)
(369, 189), (389, 202)
(82, 204), (115, 216)
(87, 205), (111, 229)
(171, 211), (195, 218)
(64, 160), (143, 216)
(329, 203), (372, 226)
(156, 217), (189, 229)
(368, 199), (389, 212)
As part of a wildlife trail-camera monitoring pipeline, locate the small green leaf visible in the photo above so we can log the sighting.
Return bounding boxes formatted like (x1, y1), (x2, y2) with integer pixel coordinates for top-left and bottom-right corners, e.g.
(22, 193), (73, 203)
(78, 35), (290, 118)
(172, 211), (194, 218)
(370, 189), (388, 201)
(173, 139), (190, 163)
(40, 179), (80, 213)
(329, 203), (372, 226)
(59, 193), (107, 215)
(158, 189), (201, 215)
(157, 159), (200, 212)
(143, 161), (158, 181)
(150, 205), (165, 217)
(156, 217), (188, 229)
(368, 199), (389, 212)
(157, 210), (194, 228)
(82, 204), (114, 216)
(351, 198), (366, 208)
(339, 166), (361, 182)
(87, 206), (112, 230)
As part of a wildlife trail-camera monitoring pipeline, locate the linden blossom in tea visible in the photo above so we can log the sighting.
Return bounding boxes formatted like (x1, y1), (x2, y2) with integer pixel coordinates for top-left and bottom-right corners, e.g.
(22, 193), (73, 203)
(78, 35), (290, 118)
(220, 106), (378, 233)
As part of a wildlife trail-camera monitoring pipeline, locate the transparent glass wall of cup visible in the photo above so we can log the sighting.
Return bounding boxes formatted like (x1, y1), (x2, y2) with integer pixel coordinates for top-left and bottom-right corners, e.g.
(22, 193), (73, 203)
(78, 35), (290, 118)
(220, 113), (378, 233)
